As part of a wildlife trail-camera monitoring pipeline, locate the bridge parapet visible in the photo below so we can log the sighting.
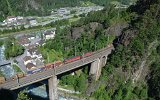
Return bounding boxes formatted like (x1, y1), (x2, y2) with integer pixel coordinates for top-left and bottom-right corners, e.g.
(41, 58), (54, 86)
(0, 45), (114, 90)
(0, 79), (18, 89)
(18, 69), (55, 88)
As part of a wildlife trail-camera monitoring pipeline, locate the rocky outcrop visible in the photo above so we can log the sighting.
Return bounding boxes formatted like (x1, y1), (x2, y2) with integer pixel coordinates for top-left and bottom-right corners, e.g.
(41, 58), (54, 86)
(71, 26), (84, 40)
(27, 0), (41, 10)
(120, 29), (138, 46)
(105, 22), (128, 36)
(71, 22), (103, 39)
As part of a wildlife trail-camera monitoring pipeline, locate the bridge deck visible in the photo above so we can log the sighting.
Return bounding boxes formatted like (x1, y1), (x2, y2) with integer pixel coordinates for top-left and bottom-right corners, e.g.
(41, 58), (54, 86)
(0, 46), (114, 90)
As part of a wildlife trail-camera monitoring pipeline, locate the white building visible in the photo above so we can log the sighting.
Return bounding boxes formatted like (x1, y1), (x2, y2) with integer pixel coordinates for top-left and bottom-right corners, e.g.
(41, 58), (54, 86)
(43, 30), (55, 40)
(7, 16), (17, 22)
(23, 56), (32, 65)
(27, 48), (43, 59)
(17, 16), (23, 20)
(26, 63), (36, 71)
(27, 34), (35, 40)
(57, 8), (70, 15)
(29, 20), (37, 26)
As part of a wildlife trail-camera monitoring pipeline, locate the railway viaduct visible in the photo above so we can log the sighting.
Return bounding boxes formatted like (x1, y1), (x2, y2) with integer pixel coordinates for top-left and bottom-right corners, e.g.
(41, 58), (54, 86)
(0, 45), (114, 100)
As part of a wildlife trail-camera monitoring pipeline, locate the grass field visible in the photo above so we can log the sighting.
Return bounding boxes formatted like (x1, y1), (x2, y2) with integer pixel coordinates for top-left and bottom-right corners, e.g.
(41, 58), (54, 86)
(69, 17), (81, 24)
(12, 64), (22, 73)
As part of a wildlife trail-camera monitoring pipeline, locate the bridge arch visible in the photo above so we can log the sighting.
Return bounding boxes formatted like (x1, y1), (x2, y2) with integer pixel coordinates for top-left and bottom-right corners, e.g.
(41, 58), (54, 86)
(101, 56), (107, 67)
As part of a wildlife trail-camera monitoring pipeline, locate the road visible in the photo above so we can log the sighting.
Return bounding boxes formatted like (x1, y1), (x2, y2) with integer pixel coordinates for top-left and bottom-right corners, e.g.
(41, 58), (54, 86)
(15, 49), (27, 72)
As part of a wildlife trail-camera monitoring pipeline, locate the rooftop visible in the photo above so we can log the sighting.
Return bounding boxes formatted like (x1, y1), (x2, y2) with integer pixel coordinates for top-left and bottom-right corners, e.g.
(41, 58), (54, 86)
(27, 44), (37, 50)
(17, 37), (30, 45)
(23, 56), (32, 62)
(26, 63), (36, 70)
(44, 30), (55, 36)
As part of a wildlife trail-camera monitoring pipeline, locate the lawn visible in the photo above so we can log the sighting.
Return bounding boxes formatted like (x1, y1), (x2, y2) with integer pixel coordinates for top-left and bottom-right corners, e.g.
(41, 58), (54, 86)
(69, 17), (81, 24)
(12, 64), (22, 73)
(39, 48), (64, 64)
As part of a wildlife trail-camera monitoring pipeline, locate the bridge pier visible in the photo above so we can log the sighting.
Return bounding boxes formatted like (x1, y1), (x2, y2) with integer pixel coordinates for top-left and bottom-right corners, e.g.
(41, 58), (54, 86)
(101, 56), (107, 67)
(48, 75), (58, 100)
(89, 58), (101, 81)
(89, 56), (108, 81)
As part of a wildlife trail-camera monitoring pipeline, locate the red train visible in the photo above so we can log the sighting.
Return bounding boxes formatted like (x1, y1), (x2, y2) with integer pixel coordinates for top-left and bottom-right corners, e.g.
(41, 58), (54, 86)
(43, 52), (93, 70)
(84, 52), (92, 57)
(27, 52), (93, 74)
(64, 56), (81, 64)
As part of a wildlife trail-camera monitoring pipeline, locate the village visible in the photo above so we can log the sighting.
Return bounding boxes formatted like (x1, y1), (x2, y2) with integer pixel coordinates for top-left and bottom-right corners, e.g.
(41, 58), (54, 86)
(16, 28), (56, 72)
(0, 6), (103, 30)
(0, 28), (56, 78)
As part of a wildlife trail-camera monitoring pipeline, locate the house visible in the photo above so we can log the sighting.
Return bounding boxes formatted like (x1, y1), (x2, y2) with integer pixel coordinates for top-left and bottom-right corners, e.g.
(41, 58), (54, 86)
(28, 19), (37, 26)
(26, 48), (44, 67)
(57, 8), (70, 15)
(0, 22), (6, 26)
(43, 30), (55, 40)
(23, 56), (32, 65)
(17, 36), (30, 47)
(17, 19), (26, 25)
(27, 48), (42, 59)
(26, 63), (36, 70)
(27, 34), (35, 40)
(17, 16), (23, 20)
(6, 16), (17, 22)
(27, 48), (37, 56)
(35, 58), (44, 66)
(35, 51), (43, 59)
(2, 16), (17, 26)
(26, 44), (37, 50)
(36, 40), (45, 46)
(30, 20), (37, 26)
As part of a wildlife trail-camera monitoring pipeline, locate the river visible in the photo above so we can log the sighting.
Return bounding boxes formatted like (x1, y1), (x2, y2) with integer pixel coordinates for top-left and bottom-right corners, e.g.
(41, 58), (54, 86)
(24, 83), (78, 100)
(0, 45), (17, 78)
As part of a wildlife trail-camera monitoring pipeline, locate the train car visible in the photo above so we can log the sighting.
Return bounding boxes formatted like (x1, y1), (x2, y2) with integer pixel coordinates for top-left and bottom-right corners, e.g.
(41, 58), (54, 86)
(45, 63), (54, 69)
(64, 56), (81, 64)
(84, 52), (92, 57)
(54, 61), (63, 67)
(27, 67), (45, 74)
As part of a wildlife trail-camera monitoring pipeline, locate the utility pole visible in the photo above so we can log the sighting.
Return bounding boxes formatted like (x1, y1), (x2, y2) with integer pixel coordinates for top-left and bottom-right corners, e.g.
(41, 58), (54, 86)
(94, 41), (96, 51)
(74, 45), (77, 56)
(107, 34), (109, 44)
(47, 52), (50, 63)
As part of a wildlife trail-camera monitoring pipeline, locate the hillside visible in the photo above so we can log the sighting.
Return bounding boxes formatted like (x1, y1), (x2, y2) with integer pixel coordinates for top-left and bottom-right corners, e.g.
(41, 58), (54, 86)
(0, 0), (136, 21)
(93, 0), (160, 100)
(41, 0), (160, 100)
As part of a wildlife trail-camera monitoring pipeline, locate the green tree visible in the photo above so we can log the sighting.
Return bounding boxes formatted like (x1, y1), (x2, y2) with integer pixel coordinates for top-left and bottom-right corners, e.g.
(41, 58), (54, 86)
(75, 74), (87, 92)
(148, 62), (160, 99)
(17, 90), (31, 100)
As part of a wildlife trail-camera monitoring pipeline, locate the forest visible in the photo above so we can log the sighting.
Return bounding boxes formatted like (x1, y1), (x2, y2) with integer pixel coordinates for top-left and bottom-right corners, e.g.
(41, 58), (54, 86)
(4, 36), (24, 60)
(39, 0), (160, 100)
(94, 0), (160, 100)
